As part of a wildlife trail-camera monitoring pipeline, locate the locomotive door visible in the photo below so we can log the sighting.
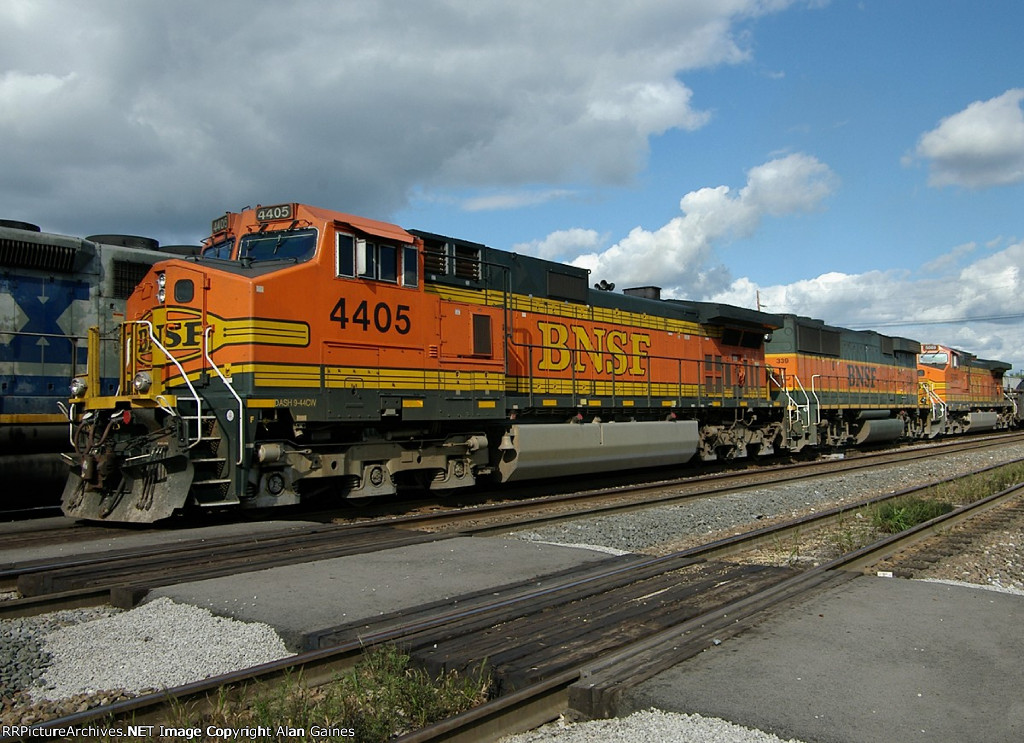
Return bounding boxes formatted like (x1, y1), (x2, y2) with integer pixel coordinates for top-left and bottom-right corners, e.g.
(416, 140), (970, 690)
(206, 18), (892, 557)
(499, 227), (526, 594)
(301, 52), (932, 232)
(438, 304), (505, 413)
(157, 265), (210, 384)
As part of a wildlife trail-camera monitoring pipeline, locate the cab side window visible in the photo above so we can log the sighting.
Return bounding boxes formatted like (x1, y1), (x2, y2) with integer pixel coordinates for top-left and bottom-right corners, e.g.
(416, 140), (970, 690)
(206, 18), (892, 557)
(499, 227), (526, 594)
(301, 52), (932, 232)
(337, 231), (417, 287)
(337, 234), (355, 277)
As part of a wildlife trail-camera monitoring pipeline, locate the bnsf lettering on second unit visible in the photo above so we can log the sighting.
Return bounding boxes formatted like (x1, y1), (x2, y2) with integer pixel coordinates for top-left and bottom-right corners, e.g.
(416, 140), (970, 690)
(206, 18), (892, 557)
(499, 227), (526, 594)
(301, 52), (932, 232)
(848, 365), (878, 388)
(537, 321), (651, 376)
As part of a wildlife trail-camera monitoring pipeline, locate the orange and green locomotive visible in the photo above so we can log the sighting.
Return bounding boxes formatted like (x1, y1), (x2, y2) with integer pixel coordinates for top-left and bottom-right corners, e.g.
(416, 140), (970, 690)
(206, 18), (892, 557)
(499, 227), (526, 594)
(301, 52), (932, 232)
(60, 203), (1016, 523)
(917, 343), (1015, 435)
(763, 315), (1014, 449)
(62, 203), (785, 522)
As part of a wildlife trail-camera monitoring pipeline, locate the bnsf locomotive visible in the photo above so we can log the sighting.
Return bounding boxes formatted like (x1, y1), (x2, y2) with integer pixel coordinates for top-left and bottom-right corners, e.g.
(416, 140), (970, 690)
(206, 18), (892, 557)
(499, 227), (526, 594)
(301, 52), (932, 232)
(0, 219), (194, 505)
(59, 203), (1016, 523)
(764, 316), (1014, 449)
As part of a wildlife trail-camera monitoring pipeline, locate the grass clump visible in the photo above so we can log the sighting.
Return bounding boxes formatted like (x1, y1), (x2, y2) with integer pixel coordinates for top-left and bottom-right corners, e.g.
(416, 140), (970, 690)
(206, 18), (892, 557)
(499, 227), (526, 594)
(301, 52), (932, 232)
(924, 461), (1024, 505)
(872, 497), (954, 534)
(154, 644), (490, 743)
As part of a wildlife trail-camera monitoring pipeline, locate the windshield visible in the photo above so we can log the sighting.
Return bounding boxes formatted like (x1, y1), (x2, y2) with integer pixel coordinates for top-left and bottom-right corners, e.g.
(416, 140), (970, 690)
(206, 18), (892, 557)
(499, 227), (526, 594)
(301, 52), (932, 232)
(238, 229), (317, 263)
(919, 352), (948, 368)
(202, 237), (234, 259)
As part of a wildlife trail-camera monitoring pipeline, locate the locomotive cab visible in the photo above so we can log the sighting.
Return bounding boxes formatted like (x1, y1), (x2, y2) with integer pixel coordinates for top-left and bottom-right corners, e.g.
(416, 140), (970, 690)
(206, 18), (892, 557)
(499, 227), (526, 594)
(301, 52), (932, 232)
(62, 204), (497, 521)
(917, 343), (1012, 435)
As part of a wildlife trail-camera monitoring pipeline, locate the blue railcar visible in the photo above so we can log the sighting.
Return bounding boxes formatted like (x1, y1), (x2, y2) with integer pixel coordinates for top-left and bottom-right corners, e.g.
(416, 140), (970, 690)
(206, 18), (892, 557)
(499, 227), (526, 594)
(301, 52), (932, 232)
(0, 219), (194, 505)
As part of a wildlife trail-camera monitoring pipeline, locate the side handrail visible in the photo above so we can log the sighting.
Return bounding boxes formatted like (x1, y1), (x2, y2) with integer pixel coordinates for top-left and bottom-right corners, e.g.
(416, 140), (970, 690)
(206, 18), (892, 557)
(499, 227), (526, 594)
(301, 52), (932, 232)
(767, 367), (791, 407)
(791, 374), (812, 427)
(204, 326), (245, 465)
(921, 382), (946, 422)
(126, 320), (204, 449)
(57, 401), (75, 448)
(767, 367), (803, 427)
(809, 374), (822, 424)
(1004, 390), (1019, 417)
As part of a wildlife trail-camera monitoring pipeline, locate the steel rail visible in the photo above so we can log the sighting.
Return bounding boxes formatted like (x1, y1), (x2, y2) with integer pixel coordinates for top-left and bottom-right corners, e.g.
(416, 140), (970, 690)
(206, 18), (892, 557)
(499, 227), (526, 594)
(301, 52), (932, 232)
(399, 478), (1024, 739)
(2, 438), (1022, 619)
(19, 459), (1024, 739)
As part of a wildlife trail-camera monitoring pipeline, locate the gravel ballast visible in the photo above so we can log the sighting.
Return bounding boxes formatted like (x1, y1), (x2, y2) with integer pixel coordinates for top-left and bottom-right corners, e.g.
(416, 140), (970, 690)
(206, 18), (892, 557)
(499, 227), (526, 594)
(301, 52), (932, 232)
(29, 597), (293, 701)
(0, 606), (120, 702)
(510, 443), (1024, 557)
(3, 441), (1023, 740)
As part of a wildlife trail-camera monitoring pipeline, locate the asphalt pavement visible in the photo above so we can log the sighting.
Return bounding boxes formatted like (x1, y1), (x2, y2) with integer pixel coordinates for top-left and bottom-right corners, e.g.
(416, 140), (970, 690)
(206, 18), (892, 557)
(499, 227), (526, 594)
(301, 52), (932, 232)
(619, 575), (1024, 743)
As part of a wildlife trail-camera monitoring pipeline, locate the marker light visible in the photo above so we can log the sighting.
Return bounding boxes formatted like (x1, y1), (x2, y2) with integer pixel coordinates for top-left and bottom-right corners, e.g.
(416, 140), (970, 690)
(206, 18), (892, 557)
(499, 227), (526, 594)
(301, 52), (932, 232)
(70, 377), (88, 397)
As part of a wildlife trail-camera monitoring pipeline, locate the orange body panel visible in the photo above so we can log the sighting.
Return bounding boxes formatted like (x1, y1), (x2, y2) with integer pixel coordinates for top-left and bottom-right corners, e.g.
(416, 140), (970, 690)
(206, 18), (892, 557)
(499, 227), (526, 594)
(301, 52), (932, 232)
(124, 203), (772, 408)
(502, 310), (767, 403)
(918, 343), (1006, 408)
(765, 352), (919, 407)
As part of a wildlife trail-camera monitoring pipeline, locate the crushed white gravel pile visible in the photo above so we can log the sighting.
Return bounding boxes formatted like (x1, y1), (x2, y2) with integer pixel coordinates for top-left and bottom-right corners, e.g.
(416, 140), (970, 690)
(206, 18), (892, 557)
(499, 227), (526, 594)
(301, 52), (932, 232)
(28, 596), (293, 701)
(501, 709), (806, 743)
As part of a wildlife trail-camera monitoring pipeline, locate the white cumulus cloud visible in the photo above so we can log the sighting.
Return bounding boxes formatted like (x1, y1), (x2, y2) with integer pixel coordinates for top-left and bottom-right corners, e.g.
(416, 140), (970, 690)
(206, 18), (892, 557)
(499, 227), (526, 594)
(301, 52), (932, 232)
(711, 239), (1024, 370)
(513, 228), (607, 262)
(568, 152), (837, 296)
(0, 0), (806, 237)
(913, 88), (1024, 189)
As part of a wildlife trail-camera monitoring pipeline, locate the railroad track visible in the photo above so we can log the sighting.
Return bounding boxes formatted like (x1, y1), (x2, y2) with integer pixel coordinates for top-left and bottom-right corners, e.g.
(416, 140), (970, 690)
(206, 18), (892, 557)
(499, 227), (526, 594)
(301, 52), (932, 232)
(408, 476), (1024, 741)
(2, 432), (1020, 621)
(14, 450), (1024, 739)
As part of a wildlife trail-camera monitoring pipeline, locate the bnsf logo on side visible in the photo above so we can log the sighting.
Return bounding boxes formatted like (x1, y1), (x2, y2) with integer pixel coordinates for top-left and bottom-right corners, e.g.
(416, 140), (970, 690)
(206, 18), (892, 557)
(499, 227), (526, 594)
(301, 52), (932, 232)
(848, 365), (878, 388)
(537, 321), (651, 376)
(133, 309), (207, 365)
(159, 320), (206, 351)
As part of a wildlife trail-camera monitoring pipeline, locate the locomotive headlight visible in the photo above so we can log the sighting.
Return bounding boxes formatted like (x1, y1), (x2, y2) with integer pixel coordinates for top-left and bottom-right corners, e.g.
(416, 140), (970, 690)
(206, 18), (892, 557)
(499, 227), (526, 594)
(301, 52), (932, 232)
(156, 272), (166, 303)
(70, 377), (88, 397)
(132, 371), (152, 393)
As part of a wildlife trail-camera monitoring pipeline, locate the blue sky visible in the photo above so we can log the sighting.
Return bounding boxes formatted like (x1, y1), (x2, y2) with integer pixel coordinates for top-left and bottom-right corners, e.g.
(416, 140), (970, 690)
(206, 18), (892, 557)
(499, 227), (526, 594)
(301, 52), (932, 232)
(3, 1), (1023, 370)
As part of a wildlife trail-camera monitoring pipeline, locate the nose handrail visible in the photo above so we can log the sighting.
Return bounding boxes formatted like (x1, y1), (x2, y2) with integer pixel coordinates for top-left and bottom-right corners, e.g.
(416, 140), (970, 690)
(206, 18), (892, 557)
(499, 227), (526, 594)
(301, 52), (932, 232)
(204, 325), (245, 465)
(125, 319), (204, 449)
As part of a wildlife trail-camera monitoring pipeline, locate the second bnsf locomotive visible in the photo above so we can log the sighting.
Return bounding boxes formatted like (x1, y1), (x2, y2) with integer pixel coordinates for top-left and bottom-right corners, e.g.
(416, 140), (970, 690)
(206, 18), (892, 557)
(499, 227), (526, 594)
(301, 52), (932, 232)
(60, 203), (1015, 523)
(764, 316), (1014, 449)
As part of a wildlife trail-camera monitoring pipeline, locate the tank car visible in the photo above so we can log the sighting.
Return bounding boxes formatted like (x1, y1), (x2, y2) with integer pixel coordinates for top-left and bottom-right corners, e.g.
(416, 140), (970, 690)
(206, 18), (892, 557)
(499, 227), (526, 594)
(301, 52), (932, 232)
(0, 219), (195, 506)
(60, 202), (786, 523)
